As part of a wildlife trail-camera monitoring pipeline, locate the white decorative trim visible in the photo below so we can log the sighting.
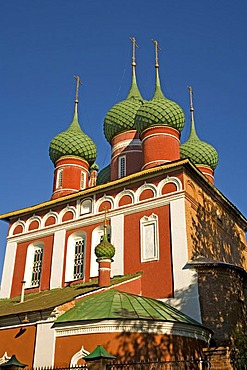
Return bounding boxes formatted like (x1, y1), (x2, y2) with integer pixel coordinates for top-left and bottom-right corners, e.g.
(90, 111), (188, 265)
(140, 214), (159, 262)
(33, 322), (55, 368)
(58, 206), (76, 223)
(80, 198), (93, 215)
(56, 163), (88, 170)
(111, 149), (142, 162)
(0, 352), (11, 365)
(95, 195), (115, 213)
(65, 231), (86, 282)
(142, 132), (180, 143)
(42, 211), (59, 228)
(114, 189), (135, 208)
(7, 193), (186, 244)
(136, 183), (157, 201)
(24, 242), (44, 288)
(55, 319), (211, 343)
(112, 139), (141, 154)
(70, 346), (90, 367)
(157, 176), (183, 195)
(9, 219), (25, 237)
(26, 215), (42, 231)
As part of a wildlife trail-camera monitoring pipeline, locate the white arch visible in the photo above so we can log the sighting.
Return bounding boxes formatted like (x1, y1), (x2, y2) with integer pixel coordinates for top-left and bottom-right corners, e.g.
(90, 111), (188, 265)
(70, 346), (90, 367)
(58, 205), (77, 223)
(115, 189), (135, 208)
(80, 198), (93, 215)
(42, 211), (59, 228)
(95, 195), (115, 213)
(157, 176), (183, 196)
(136, 183), (158, 202)
(26, 215), (42, 231)
(9, 219), (26, 237)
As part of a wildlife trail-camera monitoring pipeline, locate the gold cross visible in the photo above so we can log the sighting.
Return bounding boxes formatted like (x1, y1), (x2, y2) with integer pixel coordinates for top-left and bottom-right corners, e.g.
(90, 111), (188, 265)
(130, 37), (138, 66)
(74, 75), (82, 102)
(152, 39), (161, 67)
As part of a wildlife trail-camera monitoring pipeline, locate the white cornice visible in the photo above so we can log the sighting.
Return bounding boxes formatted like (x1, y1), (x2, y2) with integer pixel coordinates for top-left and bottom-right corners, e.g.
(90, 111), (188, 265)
(7, 193), (185, 243)
(55, 319), (211, 343)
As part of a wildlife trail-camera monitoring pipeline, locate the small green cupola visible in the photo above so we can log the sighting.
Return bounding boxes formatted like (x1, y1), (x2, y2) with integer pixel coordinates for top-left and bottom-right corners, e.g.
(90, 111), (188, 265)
(135, 40), (185, 134)
(180, 87), (218, 171)
(49, 76), (97, 166)
(95, 217), (115, 261)
(104, 38), (144, 144)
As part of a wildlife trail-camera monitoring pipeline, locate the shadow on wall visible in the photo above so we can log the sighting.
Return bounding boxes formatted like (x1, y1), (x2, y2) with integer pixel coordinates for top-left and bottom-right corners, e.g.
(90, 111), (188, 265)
(190, 194), (247, 346)
(105, 319), (206, 362)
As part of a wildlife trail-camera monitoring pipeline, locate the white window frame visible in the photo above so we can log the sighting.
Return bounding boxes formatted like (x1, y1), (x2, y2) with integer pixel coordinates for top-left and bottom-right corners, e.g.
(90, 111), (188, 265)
(118, 155), (126, 178)
(65, 232), (86, 282)
(80, 171), (86, 190)
(80, 199), (92, 215)
(24, 243), (44, 288)
(140, 214), (159, 262)
(56, 169), (63, 188)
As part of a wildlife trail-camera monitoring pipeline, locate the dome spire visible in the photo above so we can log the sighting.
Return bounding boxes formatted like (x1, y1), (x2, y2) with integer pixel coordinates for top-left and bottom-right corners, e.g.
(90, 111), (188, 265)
(126, 37), (142, 100)
(69, 75), (82, 131)
(188, 86), (199, 140)
(152, 39), (164, 99)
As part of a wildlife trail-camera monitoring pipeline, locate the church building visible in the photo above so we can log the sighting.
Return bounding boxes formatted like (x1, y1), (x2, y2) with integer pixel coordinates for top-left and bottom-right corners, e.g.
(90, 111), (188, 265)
(0, 39), (246, 368)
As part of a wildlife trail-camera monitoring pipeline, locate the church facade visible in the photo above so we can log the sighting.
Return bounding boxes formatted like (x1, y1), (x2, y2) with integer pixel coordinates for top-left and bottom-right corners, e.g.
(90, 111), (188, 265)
(0, 40), (246, 368)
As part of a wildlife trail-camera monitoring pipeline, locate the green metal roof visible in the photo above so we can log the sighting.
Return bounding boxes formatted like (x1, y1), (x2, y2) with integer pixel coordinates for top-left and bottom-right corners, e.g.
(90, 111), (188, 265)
(135, 68), (185, 134)
(0, 274), (140, 318)
(49, 108), (97, 165)
(104, 74), (143, 143)
(84, 345), (116, 361)
(180, 107), (218, 170)
(1, 355), (27, 368)
(55, 289), (202, 326)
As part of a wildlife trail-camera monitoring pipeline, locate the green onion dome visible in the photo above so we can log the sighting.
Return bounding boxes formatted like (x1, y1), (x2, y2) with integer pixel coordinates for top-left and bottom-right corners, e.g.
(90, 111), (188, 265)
(95, 227), (115, 261)
(90, 163), (99, 172)
(104, 72), (144, 144)
(180, 87), (218, 170)
(49, 106), (97, 166)
(96, 164), (111, 185)
(135, 68), (185, 134)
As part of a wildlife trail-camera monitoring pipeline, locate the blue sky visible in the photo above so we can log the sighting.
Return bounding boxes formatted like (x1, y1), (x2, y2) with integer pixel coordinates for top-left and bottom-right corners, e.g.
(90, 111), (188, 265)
(0, 1), (247, 275)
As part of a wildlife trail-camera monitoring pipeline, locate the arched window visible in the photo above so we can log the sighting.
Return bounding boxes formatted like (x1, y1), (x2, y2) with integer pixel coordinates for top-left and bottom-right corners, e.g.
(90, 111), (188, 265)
(24, 242), (44, 288)
(65, 232), (86, 282)
(118, 155), (126, 178)
(56, 169), (63, 188)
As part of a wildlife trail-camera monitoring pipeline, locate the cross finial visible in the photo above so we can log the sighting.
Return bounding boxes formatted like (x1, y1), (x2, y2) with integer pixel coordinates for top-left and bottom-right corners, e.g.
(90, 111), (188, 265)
(188, 86), (194, 111)
(130, 37), (138, 67)
(152, 39), (161, 67)
(103, 206), (109, 229)
(74, 75), (82, 103)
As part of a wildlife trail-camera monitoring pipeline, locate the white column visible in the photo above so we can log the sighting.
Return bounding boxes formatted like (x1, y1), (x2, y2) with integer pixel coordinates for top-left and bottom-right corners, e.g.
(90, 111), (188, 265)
(50, 230), (66, 289)
(168, 197), (201, 322)
(33, 322), (55, 367)
(0, 241), (17, 298)
(111, 214), (124, 276)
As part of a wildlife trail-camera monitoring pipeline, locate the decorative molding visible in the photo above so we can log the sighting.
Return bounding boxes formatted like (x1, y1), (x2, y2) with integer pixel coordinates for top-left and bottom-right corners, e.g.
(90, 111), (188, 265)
(112, 139), (141, 154)
(70, 346), (90, 367)
(7, 193), (186, 244)
(157, 176), (183, 195)
(136, 183), (157, 200)
(141, 132), (180, 144)
(55, 319), (211, 343)
(114, 189), (135, 208)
